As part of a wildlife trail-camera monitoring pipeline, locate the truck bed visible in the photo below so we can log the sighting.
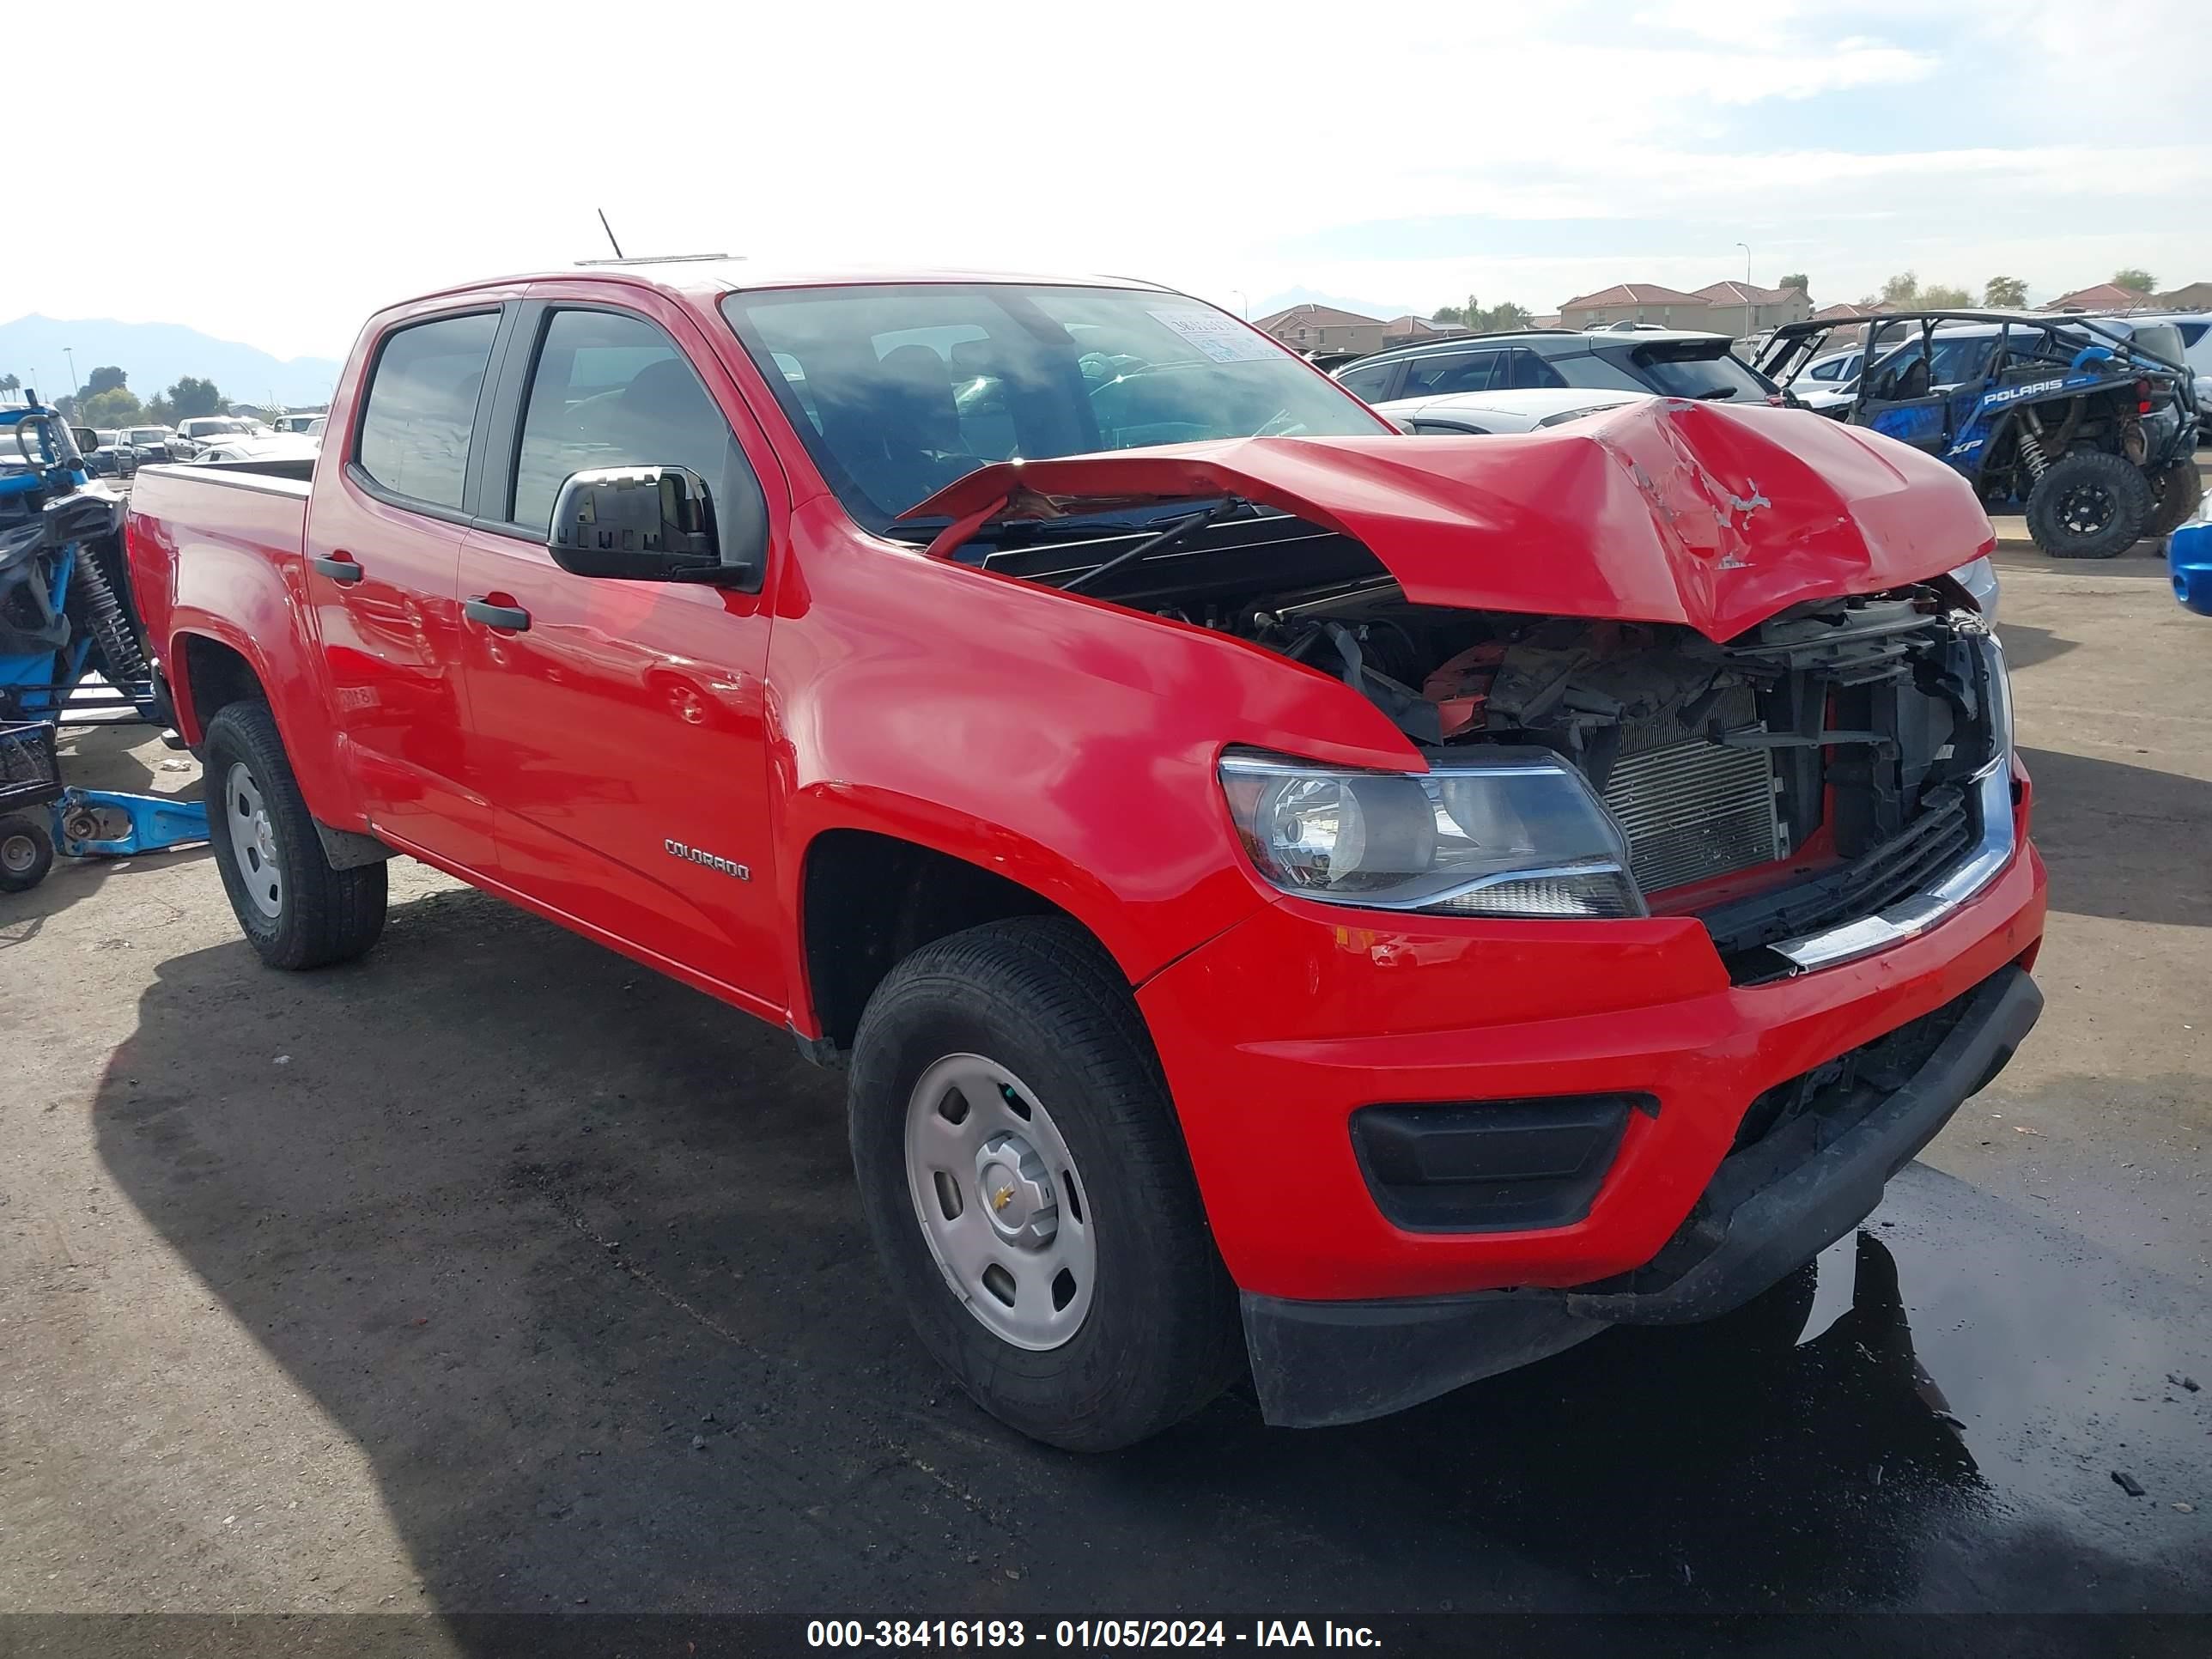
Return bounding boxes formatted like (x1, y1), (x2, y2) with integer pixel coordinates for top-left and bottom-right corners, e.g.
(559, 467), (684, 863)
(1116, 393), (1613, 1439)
(125, 461), (313, 702)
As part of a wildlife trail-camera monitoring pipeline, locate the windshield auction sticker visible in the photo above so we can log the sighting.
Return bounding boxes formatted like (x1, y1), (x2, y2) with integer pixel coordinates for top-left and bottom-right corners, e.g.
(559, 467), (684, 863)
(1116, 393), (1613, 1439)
(1148, 307), (1283, 362)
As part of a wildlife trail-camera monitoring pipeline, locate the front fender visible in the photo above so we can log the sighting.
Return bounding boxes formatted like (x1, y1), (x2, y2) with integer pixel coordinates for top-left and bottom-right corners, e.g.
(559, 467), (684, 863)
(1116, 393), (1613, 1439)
(766, 510), (1423, 1011)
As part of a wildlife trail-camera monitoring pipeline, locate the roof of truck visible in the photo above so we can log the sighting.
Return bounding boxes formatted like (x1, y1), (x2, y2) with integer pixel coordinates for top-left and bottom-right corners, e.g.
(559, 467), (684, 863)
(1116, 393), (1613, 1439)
(405, 258), (1176, 309)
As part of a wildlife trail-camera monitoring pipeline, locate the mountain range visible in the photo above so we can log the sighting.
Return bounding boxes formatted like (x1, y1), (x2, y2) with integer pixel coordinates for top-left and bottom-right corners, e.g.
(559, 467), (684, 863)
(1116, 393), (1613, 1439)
(0, 314), (343, 409)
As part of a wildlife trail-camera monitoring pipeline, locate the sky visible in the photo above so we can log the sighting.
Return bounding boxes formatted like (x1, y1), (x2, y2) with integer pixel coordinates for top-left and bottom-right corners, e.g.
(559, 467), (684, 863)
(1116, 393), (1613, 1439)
(9, 0), (2209, 365)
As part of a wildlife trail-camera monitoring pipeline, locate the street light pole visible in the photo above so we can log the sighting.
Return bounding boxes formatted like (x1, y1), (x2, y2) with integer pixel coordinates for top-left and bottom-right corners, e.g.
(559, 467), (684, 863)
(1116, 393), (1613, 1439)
(64, 347), (77, 400)
(1231, 289), (1249, 319)
(1736, 243), (1752, 285)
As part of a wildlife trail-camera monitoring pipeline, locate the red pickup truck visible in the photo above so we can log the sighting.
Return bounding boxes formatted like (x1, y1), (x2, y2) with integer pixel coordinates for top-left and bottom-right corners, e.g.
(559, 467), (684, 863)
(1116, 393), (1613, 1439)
(125, 262), (2046, 1449)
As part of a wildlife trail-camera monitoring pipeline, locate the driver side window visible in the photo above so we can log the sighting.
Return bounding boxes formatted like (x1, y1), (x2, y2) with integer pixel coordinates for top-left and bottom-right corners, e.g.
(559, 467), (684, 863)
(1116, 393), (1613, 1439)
(509, 309), (751, 535)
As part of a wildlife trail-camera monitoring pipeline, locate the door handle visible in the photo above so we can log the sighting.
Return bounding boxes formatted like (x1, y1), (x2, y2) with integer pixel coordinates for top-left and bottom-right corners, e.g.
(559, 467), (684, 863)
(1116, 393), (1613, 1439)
(465, 596), (532, 633)
(310, 553), (364, 585)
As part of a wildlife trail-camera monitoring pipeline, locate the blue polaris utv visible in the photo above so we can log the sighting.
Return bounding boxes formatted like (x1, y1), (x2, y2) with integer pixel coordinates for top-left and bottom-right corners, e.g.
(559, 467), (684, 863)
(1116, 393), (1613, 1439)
(1, 401), (204, 891)
(1759, 311), (2200, 559)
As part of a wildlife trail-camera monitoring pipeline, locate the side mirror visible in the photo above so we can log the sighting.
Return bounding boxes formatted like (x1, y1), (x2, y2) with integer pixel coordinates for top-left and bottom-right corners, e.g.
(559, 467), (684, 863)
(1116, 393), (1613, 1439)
(70, 425), (100, 457)
(547, 465), (754, 587)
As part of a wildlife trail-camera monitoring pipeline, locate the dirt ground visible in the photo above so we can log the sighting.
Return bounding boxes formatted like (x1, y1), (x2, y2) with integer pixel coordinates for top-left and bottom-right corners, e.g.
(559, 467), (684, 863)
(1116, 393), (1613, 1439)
(2, 496), (2207, 1650)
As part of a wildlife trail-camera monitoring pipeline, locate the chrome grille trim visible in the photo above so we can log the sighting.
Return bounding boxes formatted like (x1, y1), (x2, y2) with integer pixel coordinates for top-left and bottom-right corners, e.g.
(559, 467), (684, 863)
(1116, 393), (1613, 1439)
(1771, 634), (2015, 973)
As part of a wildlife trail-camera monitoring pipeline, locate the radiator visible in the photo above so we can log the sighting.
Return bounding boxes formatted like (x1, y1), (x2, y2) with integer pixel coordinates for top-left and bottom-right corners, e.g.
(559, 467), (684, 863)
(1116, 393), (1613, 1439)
(1601, 730), (1786, 895)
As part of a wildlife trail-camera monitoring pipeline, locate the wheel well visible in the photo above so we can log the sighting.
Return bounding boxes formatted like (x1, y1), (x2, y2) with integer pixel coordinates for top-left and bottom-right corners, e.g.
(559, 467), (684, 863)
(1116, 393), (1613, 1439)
(800, 830), (1082, 1053)
(179, 635), (264, 735)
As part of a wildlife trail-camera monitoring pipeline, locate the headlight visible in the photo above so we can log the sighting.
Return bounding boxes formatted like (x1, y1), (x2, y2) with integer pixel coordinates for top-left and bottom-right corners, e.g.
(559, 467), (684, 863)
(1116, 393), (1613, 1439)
(1218, 747), (1645, 918)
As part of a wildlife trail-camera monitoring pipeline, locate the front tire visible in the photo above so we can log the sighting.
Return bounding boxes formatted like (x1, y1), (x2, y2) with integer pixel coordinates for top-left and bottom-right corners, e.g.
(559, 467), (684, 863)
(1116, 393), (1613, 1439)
(2026, 450), (2154, 559)
(202, 702), (386, 969)
(848, 916), (1242, 1451)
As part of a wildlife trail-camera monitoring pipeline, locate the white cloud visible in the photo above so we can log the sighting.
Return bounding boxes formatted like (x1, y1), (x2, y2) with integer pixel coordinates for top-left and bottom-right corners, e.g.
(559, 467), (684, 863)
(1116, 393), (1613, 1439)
(0, 0), (2202, 368)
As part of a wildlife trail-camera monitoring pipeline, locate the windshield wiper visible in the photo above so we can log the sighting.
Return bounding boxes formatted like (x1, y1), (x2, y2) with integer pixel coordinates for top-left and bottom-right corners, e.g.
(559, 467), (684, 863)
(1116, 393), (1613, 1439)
(1062, 498), (1249, 593)
(1693, 387), (1740, 401)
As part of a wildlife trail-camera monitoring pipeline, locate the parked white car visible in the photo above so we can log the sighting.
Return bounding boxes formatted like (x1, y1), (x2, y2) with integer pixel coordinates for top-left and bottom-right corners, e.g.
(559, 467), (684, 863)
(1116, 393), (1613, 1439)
(2108, 313), (2211, 435)
(187, 434), (320, 466)
(1376, 386), (1651, 434)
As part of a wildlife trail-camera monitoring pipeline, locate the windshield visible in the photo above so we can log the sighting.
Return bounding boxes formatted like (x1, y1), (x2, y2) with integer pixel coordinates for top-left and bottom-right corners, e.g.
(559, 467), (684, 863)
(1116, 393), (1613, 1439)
(126, 428), (167, 445)
(721, 283), (1387, 531)
(1629, 343), (1773, 401)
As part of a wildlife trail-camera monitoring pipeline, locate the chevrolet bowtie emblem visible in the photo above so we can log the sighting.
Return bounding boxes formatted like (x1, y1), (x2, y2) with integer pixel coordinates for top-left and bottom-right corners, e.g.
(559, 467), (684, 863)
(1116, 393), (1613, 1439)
(991, 1185), (1014, 1212)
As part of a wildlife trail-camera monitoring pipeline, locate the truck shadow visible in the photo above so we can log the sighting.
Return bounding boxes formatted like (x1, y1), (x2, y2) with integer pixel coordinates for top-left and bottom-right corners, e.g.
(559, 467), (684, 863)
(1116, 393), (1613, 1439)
(91, 887), (2197, 1632)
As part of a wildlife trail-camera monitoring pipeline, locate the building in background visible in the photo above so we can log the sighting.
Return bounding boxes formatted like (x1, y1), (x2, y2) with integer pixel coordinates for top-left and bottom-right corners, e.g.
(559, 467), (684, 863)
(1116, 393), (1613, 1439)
(1557, 280), (1811, 337)
(1382, 315), (1468, 349)
(1557, 283), (1709, 331)
(1692, 281), (1812, 337)
(1252, 303), (1389, 356)
(2042, 282), (2151, 313)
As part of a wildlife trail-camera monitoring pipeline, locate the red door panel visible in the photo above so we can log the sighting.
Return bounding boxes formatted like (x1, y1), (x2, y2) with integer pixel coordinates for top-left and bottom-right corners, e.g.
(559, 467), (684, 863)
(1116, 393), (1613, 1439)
(455, 526), (782, 1011)
(304, 483), (493, 872)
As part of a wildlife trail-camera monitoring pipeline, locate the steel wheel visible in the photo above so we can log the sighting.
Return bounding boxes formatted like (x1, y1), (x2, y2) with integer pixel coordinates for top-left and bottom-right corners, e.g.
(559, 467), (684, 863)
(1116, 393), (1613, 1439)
(223, 760), (283, 919)
(903, 1052), (1095, 1351)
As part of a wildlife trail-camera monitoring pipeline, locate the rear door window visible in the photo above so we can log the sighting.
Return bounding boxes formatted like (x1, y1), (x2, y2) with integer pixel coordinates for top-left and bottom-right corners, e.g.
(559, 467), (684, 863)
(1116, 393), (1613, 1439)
(1504, 349), (1565, 389)
(1402, 350), (1501, 397)
(356, 311), (501, 510)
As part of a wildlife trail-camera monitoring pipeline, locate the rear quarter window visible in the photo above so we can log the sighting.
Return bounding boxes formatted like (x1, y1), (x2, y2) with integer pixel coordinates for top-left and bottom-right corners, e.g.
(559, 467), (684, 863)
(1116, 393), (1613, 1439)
(1402, 350), (1501, 398)
(356, 311), (501, 510)
(1629, 345), (1772, 401)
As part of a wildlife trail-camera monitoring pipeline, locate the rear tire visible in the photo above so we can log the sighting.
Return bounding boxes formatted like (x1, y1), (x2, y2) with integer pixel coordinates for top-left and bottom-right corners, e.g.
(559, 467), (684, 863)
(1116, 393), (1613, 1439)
(0, 814), (55, 893)
(201, 702), (386, 969)
(2025, 450), (2154, 559)
(848, 916), (1242, 1451)
(2146, 459), (2204, 538)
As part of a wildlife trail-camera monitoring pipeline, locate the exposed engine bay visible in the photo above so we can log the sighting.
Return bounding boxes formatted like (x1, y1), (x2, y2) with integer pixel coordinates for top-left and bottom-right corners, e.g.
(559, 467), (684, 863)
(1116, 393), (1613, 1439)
(978, 507), (2005, 972)
(1192, 568), (2001, 964)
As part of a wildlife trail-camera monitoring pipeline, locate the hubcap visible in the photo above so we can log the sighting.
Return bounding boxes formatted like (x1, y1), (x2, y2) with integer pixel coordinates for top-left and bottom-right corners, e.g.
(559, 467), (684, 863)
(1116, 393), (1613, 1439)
(903, 1054), (1095, 1350)
(224, 761), (283, 919)
(1, 833), (33, 874)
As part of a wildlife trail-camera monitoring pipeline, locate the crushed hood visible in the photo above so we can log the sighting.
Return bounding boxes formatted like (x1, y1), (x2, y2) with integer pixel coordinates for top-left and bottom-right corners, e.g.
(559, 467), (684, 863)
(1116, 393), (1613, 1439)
(902, 398), (1995, 642)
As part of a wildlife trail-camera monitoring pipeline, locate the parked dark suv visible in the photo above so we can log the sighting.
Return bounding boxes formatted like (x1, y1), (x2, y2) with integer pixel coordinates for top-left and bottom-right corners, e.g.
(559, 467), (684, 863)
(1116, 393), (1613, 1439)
(1335, 326), (1779, 405)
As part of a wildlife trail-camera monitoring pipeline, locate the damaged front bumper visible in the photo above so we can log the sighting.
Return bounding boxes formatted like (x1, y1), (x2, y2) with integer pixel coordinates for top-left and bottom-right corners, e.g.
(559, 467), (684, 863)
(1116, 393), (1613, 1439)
(1138, 768), (2046, 1425)
(1238, 965), (2041, 1427)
